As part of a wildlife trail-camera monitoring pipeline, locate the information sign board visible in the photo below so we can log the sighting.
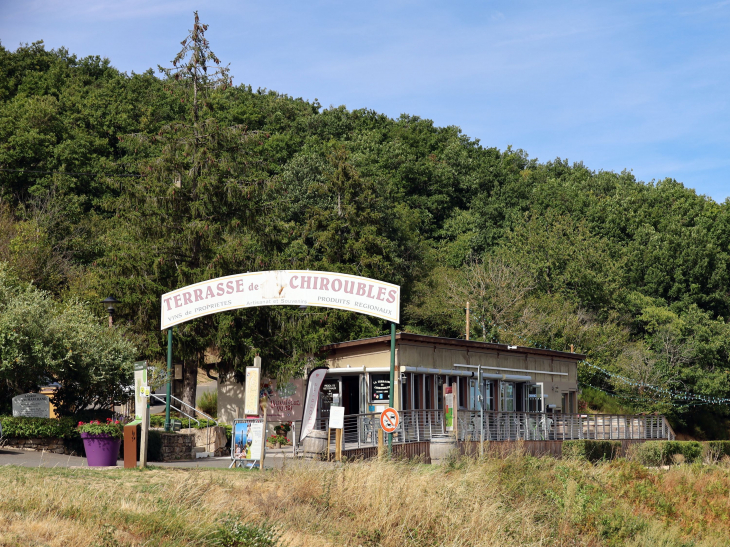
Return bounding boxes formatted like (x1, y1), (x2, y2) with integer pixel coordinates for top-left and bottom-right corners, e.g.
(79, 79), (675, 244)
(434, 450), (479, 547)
(133, 361), (148, 422)
(329, 406), (345, 430)
(370, 374), (390, 402)
(231, 419), (265, 463)
(12, 393), (50, 418)
(244, 367), (261, 416)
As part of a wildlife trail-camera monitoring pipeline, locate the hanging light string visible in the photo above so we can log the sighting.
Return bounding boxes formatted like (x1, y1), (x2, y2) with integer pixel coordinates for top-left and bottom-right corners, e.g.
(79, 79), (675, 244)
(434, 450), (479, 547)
(468, 310), (730, 406)
(583, 382), (712, 407)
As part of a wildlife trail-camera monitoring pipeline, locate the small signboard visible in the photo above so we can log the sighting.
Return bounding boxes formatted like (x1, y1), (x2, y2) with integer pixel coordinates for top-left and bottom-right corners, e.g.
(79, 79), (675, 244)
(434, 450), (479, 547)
(12, 393), (50, 418)
(444, 387), (454, 431)
(244, 367), (261, 416)
(329, 406), (345, 430)
(370, 374), (390, 402)
(231, 419), (265, 464)
(380, 407), (399, 433)
(133, 361), (148, 422)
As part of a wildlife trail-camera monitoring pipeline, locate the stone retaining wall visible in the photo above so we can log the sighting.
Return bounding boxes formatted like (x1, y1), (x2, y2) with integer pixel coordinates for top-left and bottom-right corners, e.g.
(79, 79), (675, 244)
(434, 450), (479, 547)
(1, 437), (78, 455)
(179, 426), (227, 456)
(160, 432), (194, 461)
(2, 432), (194, 461)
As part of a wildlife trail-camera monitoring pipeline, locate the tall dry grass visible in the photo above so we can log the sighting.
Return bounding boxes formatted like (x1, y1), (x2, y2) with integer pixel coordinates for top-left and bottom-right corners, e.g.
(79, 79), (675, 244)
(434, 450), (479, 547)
(0, 454), (729, 546)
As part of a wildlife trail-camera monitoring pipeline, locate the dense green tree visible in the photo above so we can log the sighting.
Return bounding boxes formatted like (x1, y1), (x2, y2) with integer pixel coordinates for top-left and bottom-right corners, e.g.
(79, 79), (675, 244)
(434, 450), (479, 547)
(0, 264), (135, 415)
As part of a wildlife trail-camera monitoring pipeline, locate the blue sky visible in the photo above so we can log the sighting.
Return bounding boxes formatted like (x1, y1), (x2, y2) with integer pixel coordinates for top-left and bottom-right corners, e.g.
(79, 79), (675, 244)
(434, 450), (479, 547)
(2, 0), (729, 203)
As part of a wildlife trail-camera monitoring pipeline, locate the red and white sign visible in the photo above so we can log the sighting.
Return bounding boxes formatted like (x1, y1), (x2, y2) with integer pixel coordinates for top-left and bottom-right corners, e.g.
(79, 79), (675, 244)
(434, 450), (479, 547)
(160, 270), (400, 329)
(380, 407), (400, 433)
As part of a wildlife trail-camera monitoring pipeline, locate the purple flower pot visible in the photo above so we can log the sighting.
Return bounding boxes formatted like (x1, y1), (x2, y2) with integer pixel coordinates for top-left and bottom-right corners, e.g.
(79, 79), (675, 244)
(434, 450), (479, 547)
(81, 433), (121, 467)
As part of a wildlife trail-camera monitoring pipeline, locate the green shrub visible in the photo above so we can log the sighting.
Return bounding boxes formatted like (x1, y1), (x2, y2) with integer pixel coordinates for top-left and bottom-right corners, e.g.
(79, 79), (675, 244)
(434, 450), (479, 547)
(149, 415), (220, 430)
(628, 441), (703, 466)
(197, 391), (217, 418)
(580, 386), (635, 415)
(563, 440), (621, 462)
(211, 516), (281, 547)
(0, 416), (80, 439)
(705, 441), (730, 461)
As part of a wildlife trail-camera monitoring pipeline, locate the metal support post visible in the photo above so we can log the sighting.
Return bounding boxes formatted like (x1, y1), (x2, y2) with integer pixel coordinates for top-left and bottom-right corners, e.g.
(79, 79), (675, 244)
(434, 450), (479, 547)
(388, 322), (395, 454)
(165, 328), (172, 432)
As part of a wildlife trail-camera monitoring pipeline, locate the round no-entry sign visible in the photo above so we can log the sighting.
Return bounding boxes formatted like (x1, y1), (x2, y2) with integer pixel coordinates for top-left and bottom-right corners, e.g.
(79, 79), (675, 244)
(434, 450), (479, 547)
(380, 407), (400, 433)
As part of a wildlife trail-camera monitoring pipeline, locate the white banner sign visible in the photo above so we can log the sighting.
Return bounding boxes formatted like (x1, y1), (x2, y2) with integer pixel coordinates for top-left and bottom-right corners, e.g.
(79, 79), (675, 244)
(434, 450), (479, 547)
(299, 367), (329, 442)
(160, 270), (400, 329)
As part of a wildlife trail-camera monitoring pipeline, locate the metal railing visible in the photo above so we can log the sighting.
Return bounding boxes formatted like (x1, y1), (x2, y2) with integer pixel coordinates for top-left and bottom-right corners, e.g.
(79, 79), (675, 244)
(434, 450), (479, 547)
(150, 393), (220, 454)
(298, 409), (674, 451)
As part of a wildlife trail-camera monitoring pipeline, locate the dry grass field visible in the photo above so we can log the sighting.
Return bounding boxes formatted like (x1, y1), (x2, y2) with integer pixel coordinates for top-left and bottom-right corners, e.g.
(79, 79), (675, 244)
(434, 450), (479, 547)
(1, 454), (729, 547)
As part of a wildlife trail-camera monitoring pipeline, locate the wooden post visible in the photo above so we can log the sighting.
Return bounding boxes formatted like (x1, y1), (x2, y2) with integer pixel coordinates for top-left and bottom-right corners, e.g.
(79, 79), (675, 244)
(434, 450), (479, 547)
(138, 402), (149, 468)
(377, 429), (384, 459)
(326, 426), (331, 461)
(466, 301), (470, 341)
(335, 428), (342, 462)
(123, 424), (137, 468)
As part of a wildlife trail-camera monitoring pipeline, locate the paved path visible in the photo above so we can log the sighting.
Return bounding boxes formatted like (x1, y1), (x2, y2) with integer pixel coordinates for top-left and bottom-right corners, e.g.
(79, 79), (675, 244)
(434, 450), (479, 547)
(0, 448), (295, 470)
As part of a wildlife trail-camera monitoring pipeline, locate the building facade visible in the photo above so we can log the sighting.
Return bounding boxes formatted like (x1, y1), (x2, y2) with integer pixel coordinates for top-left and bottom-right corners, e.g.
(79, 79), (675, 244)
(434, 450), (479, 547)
(318, 333), (585, 420)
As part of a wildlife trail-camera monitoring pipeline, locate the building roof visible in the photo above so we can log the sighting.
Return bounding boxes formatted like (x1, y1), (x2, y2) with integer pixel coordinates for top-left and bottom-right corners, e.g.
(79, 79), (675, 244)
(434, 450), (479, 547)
(320, 332), (586, 361)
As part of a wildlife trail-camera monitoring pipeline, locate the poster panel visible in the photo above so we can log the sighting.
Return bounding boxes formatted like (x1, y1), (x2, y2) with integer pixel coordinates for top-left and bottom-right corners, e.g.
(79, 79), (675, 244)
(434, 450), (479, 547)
(231, 419), (264, 462)
(244, 367), (261, 416)
(161, 270), (400, 329)
(444, 388), (454, 431)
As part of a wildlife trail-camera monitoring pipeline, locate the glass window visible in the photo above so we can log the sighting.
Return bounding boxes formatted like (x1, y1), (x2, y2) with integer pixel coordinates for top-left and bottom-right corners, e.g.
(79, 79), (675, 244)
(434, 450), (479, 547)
(527, 384), (543, 412)
(469, 378), (478, 410)
(500, 382), (515, 412)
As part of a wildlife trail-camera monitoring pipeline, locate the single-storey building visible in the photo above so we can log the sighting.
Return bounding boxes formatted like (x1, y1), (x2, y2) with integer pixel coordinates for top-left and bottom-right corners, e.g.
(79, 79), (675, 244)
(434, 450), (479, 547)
(318, 333), (585, 420)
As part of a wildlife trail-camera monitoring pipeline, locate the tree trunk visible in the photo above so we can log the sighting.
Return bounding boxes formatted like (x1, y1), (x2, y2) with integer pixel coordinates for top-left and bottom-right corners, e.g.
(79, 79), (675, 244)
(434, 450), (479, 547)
(182, 357), (198, 416)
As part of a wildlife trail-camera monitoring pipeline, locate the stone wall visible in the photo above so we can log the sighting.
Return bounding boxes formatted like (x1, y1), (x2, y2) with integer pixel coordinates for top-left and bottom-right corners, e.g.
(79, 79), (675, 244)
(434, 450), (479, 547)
(179, 426), (228, 456)
(1, 437), (77, 455)
(160, 432), (194, 461)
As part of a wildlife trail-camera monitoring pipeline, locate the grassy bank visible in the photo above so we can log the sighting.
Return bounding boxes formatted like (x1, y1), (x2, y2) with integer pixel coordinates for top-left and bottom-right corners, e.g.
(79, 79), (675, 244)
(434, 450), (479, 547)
(0, 455), (729, 546)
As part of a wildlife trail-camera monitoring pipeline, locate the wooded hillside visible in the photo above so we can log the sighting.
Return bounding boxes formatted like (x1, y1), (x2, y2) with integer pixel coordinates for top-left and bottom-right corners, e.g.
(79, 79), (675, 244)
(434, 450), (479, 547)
(1, 33), (728, 436)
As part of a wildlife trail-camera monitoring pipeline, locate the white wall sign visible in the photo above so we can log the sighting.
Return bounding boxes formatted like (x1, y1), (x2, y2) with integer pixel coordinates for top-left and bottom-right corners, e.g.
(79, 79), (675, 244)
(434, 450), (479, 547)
(12, 393), (50, 418)
(329, 406), (345, 430)
(160, 270), (400, 329)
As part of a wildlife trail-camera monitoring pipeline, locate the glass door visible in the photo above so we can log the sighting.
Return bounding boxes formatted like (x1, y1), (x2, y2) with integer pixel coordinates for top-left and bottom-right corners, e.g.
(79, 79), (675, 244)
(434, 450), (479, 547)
(500, 382), (515, 412)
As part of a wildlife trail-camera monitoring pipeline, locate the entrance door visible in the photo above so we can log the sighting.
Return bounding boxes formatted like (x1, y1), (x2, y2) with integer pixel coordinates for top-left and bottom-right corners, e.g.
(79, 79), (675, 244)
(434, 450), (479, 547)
(341, 376), (360, 415)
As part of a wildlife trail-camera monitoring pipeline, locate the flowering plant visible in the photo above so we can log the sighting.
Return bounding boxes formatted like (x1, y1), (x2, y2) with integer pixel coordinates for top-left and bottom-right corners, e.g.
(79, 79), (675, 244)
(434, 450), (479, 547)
(274, 422), (291, 437)
(77, 418), (124, 439)
(267, 434), (289, 445)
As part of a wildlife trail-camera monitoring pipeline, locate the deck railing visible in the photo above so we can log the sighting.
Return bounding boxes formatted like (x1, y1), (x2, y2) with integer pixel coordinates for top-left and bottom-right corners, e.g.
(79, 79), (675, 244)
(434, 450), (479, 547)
(294, 409), (674, 452)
